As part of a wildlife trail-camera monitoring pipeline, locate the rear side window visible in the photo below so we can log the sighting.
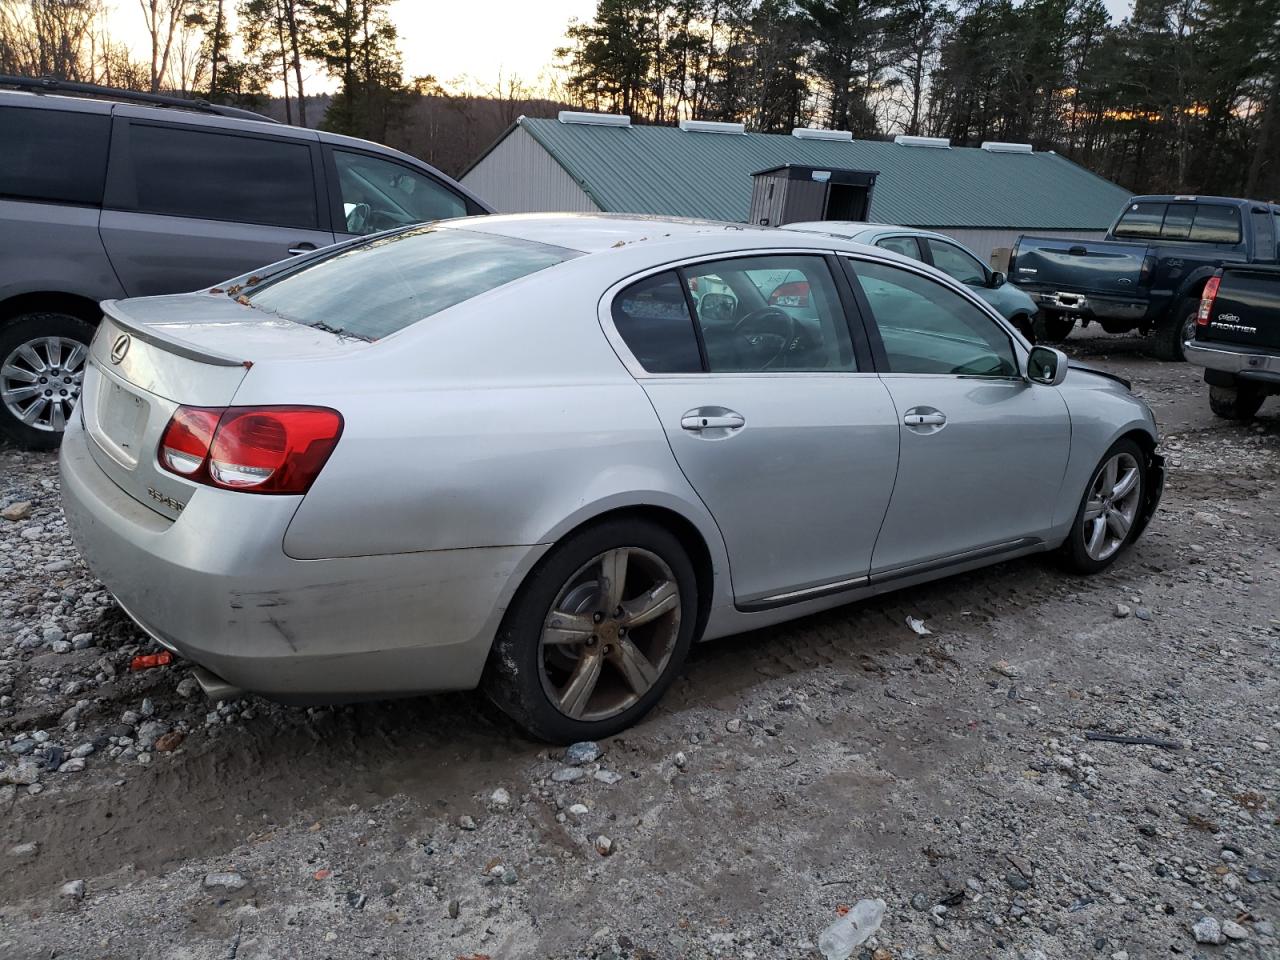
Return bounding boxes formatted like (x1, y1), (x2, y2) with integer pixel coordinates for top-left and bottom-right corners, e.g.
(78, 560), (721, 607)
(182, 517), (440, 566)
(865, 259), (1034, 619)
(1253, 210), (1277, 260)
(246, 226), (575, 340)
(611, 272), (703, 373)
(0, 107), (110, 205)
(125, 123), (317, 228)
(876, 236), (923, 260)
(1114, 202), (1166, 239)
(1189, 205), (1241, 243)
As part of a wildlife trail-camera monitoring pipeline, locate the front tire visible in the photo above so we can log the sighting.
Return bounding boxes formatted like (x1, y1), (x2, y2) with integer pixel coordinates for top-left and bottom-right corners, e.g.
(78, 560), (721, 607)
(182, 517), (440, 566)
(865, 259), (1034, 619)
(483, 518), (699, 743)
(1060, 438), (1146, 575)
(1033, 311), (1074, 343)
(0, 312), (95, 450)
(1209, 384), (1265, 420)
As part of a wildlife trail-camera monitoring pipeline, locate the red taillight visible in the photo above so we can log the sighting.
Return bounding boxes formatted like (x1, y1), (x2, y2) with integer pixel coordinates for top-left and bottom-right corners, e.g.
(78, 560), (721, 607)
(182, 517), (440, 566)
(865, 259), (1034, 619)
(159, 407), (220, 476)
(157, 406), (342, 494)
(1196, 275), (1221, 326)
(768, 280), (810, 308)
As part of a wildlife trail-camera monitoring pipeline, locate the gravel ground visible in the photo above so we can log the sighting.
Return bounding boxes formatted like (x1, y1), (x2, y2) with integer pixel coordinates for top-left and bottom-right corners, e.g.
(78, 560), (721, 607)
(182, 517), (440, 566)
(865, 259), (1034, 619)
(0, 333), (1276, 960)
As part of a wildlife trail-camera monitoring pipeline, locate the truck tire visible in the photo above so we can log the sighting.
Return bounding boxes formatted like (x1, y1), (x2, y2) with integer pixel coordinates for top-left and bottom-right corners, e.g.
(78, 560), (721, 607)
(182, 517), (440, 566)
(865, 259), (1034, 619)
(1033, 311), (1074, 343)
(1208, 384), (1265, 420)
(1150, 298), (1198, 362)
(0, 312), (95, 450)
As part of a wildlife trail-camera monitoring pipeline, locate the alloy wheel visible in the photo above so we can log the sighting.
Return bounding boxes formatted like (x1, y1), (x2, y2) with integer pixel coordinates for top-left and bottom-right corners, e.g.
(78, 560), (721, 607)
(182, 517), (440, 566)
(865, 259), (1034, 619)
(538, 546), (682, 722)
(1081, 452), (1142, 561)
(1, 336), (87, 433)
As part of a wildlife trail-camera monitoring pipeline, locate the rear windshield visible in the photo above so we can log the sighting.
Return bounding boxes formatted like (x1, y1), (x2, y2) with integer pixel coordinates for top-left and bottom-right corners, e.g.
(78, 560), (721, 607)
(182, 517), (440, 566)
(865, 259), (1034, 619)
(1113, 202), (1242, 244)
(245, 226), (577, 340)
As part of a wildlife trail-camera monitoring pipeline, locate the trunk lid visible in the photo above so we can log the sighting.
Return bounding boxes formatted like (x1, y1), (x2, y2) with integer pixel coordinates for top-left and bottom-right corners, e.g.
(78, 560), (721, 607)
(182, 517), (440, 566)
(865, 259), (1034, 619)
(80, 293), (353, 519)
(1198, 265), (1280, 351)
(1013, 237), (1151, 296)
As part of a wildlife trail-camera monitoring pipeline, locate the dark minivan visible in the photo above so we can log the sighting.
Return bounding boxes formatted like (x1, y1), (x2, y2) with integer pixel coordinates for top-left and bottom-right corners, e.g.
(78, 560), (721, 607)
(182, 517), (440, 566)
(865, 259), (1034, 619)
(0, 77), (492, 448)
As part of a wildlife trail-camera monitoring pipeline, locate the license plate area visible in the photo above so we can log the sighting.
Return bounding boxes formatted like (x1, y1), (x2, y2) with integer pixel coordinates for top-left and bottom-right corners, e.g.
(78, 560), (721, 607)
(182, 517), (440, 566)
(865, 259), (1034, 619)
(93, 371), (151, 469)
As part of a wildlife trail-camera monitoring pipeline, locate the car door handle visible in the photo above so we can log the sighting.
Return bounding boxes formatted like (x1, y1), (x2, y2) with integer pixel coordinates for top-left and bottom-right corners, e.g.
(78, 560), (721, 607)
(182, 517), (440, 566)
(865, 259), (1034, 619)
(681, 413), (745, 431)
(904, 412), (946, 426)
(288, 243), (318, 256)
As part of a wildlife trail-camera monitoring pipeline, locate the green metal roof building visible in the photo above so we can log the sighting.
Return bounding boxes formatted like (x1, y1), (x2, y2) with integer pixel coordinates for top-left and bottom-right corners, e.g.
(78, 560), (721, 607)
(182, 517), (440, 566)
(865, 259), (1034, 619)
(461, 114), (1133, 258)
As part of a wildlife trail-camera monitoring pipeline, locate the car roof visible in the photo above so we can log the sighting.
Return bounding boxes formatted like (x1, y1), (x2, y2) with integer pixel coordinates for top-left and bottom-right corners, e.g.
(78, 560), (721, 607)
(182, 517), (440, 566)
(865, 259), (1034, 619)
(443, 213), (858, 256)
(783, 221), (957, 244)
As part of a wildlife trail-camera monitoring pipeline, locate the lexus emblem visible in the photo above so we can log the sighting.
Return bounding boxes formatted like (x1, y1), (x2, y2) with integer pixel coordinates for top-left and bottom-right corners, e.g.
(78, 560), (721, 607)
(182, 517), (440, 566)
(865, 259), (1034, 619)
(110, 334), (131, 365)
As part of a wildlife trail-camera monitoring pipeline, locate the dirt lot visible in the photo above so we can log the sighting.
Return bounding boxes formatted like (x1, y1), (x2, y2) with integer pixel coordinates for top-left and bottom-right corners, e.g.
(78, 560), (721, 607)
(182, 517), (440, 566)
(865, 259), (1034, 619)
(0, 333), (1276, 960)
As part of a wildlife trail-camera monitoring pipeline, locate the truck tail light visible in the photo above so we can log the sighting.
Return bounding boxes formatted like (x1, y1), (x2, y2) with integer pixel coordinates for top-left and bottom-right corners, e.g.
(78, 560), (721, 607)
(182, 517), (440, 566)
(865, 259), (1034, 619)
(158, 406), (343, 494)
(1196, 275), (1221, 326)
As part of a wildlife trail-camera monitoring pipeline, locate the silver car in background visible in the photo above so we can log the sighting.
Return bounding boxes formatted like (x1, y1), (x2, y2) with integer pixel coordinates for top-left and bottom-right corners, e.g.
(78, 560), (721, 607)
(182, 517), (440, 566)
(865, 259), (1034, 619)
(60, 215), (1164, 742)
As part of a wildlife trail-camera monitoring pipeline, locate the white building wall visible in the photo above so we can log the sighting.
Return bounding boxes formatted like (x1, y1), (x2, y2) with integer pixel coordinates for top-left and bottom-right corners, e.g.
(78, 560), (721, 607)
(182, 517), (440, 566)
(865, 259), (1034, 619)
(462, 125), (600, 214)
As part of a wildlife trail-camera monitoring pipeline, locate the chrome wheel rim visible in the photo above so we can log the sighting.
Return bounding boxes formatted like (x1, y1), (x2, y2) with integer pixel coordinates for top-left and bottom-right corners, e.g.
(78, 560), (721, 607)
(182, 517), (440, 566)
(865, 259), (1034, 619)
(1082, 452), (1141, 561)
(1180, 313), (1197, 348)
(539, 547), (681, 722)
(1, 336), (87, 433)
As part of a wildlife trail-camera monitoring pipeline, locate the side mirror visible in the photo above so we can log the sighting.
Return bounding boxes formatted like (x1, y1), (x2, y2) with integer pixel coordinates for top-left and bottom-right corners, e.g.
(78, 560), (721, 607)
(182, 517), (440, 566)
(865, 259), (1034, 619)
(1027, 345), (1068, 386)
(988, 270), (1007, 289)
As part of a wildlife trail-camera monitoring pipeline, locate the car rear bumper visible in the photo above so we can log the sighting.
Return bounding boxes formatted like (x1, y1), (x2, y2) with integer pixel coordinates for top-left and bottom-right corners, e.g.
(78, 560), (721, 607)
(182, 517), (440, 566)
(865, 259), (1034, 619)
(59, 416), (543, 701)
(1185, 339), (1280, 384)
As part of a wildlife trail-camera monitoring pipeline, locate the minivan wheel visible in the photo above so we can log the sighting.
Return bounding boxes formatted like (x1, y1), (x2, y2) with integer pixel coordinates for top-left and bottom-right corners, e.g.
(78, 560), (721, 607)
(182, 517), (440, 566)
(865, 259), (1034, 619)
(1060, 438), (1146, 574)
(484, 518), (698, 743)
(0, 313), (95, 450)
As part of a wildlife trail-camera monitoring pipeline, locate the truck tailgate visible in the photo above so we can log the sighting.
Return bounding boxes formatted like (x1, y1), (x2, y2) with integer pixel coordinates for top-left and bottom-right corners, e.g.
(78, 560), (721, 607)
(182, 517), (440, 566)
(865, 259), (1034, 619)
(1200, 265), (1280, 351)
(1013, 236), (1149, 295)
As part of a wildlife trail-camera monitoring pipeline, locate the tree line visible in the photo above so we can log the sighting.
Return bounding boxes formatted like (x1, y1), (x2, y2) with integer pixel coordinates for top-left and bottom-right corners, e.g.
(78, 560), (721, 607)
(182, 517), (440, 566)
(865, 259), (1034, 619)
(557, 0), (1280, 197)
(2, 0), (1276, 197)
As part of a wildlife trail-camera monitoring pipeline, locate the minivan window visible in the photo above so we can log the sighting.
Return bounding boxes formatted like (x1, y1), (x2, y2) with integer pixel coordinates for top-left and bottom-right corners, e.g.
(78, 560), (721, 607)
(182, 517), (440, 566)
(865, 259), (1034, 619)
(0, 107), (110, 205)
(246, 226), (575, 340)
(126, 124), (318, 229)
(333, 150), (467, 234)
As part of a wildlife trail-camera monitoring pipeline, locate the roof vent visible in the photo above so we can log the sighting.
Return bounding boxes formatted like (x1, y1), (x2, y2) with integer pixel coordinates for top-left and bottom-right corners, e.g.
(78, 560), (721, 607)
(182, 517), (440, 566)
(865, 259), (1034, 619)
(557, 111), (631, 127)
(981, 141), (1033, 154)
(792, 127), (853, 141)
(679, 119), (745, 134)
(894, 135), (951, 149)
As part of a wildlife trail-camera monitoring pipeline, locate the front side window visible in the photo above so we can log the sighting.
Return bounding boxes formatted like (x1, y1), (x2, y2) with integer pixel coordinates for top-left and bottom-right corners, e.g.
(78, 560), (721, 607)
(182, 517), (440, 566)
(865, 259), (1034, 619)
(127, 123), (317, 228)
(1113, 202), (1167, 239)
(245, 226), (574, 340)
(683, 255), (856, 373)
(0, 107), (110, 205)
(876, 236), (924, 260)
(850, 259), (1017, 377)
(927, 239), (987, 285)
(333, 150), (467, 235)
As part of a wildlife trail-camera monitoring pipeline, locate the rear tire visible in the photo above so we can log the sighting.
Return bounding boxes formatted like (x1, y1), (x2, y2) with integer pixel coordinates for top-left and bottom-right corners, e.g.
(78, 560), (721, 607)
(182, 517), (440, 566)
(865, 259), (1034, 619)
(1033, 311), (1074, 343)
(483, 518), (699, 743)
(1209, 384), (1265, 420)
(1060, 438), (1147, 575)
(0, 312), (95, 450)
(1150, 299), (1197, 362)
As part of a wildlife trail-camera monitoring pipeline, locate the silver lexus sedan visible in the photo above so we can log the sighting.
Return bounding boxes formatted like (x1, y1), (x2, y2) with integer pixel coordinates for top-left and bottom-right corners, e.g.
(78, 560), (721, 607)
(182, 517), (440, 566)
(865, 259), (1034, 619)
(60, 215), (1164, 742)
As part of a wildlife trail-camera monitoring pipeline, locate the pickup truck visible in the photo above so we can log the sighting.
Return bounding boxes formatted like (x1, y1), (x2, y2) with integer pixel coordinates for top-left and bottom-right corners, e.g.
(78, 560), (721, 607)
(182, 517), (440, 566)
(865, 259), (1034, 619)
(1184, 263), (1280, 419)
(1010, 196), (1280, 360)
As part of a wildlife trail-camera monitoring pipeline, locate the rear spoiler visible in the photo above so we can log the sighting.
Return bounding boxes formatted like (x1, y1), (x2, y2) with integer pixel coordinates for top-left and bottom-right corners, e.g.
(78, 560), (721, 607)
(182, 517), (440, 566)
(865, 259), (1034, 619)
(99, 300), (246, 368)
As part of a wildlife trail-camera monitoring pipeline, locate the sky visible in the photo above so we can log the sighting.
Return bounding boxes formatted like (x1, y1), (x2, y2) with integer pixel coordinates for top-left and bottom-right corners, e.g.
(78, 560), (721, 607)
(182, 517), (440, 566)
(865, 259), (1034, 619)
(110, 0), (1136, 94)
